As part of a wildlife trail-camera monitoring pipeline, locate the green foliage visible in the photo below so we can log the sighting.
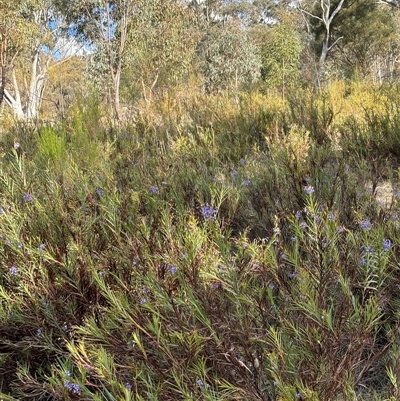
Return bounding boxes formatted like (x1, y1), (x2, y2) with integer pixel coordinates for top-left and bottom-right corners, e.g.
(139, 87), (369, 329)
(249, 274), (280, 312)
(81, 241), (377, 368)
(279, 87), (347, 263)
(36, 126), (65, 166)
(309, 0), (397, 77)
(197, 21), (261, 94)
(258, 14), (302, 95)
(3, 82), (400, 400)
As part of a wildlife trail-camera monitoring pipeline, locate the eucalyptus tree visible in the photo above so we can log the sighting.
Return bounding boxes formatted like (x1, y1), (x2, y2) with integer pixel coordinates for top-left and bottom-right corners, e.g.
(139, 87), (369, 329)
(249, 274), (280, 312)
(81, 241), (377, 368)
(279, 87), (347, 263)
(296, 0), (398, 84)
(259, 14), (302, 98)
(197, 20), (261, 100)
(55, 0), (136, 121)
(123, 0), (197, 108)
(0, 0), (81, 119)
(56, 0), (195, 119)
(0, 1), (30, 110)
(332, 0), (397, 78)
(296, 0), (345, 82)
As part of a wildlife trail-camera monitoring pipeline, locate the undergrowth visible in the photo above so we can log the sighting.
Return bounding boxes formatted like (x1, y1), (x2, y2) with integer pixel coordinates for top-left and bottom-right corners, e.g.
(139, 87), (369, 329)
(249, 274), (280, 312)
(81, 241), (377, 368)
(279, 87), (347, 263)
(1, 83), (400, 400)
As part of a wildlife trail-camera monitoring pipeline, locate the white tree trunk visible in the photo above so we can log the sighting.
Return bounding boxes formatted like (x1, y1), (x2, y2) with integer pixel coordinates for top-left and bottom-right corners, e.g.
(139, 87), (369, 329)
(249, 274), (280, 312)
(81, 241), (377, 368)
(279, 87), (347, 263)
(3, 48), (48, 120)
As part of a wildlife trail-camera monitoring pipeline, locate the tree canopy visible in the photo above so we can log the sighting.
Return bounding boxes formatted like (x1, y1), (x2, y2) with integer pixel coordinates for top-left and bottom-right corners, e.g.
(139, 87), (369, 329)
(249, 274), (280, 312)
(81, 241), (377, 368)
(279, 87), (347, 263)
(0, 0), (400, 119)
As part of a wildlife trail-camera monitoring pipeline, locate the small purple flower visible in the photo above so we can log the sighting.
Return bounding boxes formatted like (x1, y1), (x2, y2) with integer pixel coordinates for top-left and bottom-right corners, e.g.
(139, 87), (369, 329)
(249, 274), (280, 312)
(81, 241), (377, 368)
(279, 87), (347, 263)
(360, 258), (367, 266)
(139, 297), (147, 305)
(14, 142), (20, 149)
(273, 227), (281, 235)
(64, 380), (81, 395)
(150, 186), (158, 195)
(201, 204), (217, 220)
(304, 185), (315, 195)
(383, 239), (392, 252)
(362, 245), (374, 253)
(168, 265), (178, 274)
(36, 328), (42, 337)
(96, 187), (104, 196)
(196, 378), (210, 390)
(23, 193), (34, 203)
(295, 211), (301, 220)
(239, 158), (246, 165)
(313, 214), (320, 223)
(99, 271), (106, 277)
(39, 243), (46, 250)
(9, 265), (19, 276)
(299, 222), (308, 229)
(242, 179), (251, 186)
(328, 212), (336, 221)
(231, 169), (238, 177)
(360, 220), (372, 231)
(296, 393), (301, 399)
(125, 382), (132, 390)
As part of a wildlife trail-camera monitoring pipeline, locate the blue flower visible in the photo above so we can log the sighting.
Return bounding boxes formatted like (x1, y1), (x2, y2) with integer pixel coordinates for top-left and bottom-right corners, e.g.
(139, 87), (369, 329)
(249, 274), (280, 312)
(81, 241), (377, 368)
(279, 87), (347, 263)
(361, 245), (374, 253)
(299, 222), (308, 229)
(313, 214), (320, 223)
(150, 186), (158, 195)
(196, 378), (210, 390)
(125, 382), (132, 390)
(201, 204), (217, 220)
(231, 169), (238, 177)
(304, 185), (315, 195)
(328, 213), (336, 221)
(360, 220), (372, 231)
(139, 297), (147, 305)
(9, 266), (19, 276)
(96, 187), (104, 196)
(23, 193), (34, 202)
(242, 179), (251, 186)
(168, 265), (178, 274)
(14, 142), (20, 149)
(383, 239), (392, 252)
(64, 380), (81, 395)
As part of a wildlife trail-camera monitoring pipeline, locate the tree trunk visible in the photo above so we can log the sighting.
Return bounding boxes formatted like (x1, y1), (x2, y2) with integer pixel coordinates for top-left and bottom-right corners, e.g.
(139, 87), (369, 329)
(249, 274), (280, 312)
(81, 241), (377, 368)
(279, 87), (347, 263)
(0, 64), (6, 108)
(319, 36), (330, 73)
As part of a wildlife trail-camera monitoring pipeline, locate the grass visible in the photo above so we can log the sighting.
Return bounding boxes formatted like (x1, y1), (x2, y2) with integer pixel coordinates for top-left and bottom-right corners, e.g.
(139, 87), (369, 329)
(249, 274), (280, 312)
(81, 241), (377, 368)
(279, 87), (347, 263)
(1, 82), (400, 400)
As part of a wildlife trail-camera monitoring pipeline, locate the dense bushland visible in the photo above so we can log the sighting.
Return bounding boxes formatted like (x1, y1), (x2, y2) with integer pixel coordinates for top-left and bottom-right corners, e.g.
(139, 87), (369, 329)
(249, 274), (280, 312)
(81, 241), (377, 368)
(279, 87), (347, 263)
(2, 83), (400, 400)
